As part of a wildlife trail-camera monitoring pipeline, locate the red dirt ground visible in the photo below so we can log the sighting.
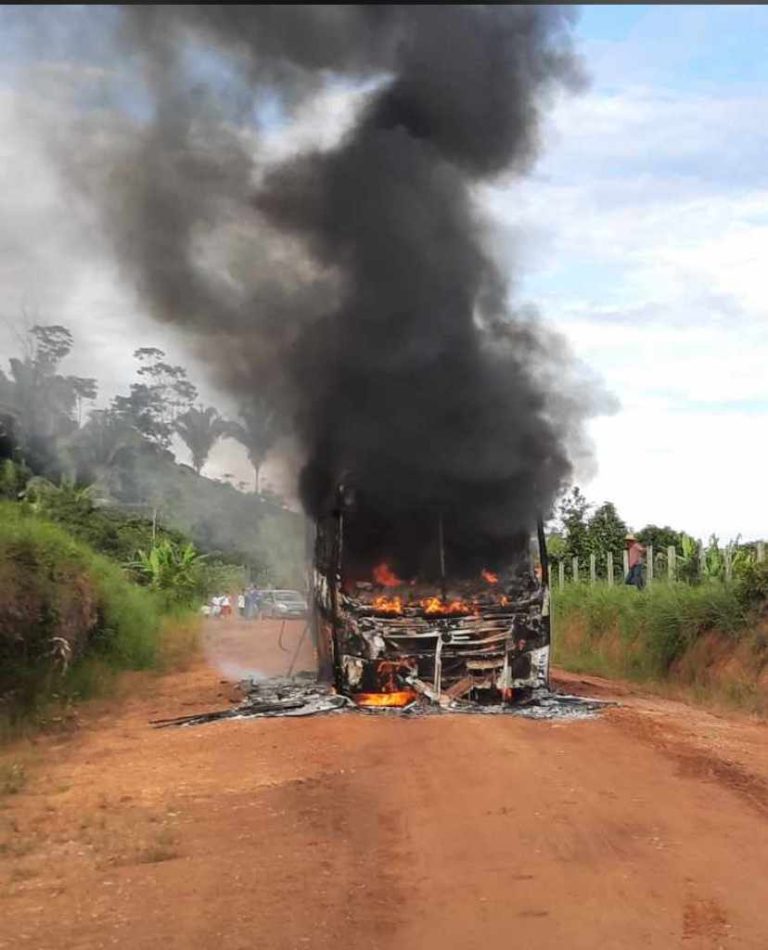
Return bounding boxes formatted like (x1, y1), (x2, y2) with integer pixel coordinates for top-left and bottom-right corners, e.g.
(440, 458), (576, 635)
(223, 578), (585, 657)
(4, 618), (768, 949)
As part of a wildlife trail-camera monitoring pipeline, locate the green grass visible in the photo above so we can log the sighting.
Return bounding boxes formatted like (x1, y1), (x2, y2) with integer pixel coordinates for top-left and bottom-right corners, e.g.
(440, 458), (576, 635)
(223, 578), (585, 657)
(552, 581), (748, 682)
(86, 555), (162, 669)
(0, 500), (168, 733)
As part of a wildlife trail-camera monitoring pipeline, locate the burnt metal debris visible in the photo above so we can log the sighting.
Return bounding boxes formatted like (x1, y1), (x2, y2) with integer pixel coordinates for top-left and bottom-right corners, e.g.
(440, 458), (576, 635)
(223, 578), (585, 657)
(150, 674), (347, 729)
(150, 672), (613, 729)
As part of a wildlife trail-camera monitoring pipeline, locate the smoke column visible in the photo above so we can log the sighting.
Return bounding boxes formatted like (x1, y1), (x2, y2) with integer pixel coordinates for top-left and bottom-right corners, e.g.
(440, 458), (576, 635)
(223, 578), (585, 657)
(57, 6), (598, 577)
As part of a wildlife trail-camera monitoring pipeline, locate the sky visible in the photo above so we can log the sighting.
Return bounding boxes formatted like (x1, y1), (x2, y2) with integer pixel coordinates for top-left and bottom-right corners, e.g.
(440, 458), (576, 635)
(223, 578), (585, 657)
(0, 5), (766, 539)
(506, 5), (768, 540)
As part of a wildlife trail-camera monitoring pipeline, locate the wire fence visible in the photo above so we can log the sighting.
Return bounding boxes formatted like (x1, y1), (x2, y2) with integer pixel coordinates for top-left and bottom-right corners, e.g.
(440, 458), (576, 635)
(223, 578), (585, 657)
(551, 541), (767, 590)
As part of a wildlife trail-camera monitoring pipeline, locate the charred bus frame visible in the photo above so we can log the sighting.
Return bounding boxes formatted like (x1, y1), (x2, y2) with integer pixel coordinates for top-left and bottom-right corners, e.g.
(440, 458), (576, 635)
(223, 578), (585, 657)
(310, 484), (551, 708)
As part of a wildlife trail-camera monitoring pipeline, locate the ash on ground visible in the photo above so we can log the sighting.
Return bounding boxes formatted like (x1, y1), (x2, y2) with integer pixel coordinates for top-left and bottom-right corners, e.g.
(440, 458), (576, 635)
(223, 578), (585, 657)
(151, 672), (613, 728)
(401, 692), (612, 721)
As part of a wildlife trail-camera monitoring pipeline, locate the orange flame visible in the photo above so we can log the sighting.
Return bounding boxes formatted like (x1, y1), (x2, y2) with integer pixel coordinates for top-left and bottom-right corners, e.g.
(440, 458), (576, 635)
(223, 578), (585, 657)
(353, 691), (417, 708)
(371, 596), (403, 614)
(420, 597), (474, 615)
(481, 569), (499, 584)
(373, 562), (403, 587)
(370, 595), (476, 615)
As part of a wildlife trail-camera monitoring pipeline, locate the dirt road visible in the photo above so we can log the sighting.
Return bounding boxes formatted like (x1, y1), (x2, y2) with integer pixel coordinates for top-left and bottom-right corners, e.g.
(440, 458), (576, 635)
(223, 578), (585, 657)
(4, 619), (768, 949)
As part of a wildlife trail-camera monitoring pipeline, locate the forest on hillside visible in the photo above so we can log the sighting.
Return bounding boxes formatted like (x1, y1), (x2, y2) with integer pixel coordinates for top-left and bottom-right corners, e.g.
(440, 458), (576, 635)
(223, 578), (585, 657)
(0, 323), (304, 585)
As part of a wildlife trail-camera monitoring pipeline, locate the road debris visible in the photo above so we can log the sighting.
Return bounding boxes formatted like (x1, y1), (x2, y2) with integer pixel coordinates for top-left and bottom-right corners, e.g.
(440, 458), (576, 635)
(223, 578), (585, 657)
(151, 672), (612, 728)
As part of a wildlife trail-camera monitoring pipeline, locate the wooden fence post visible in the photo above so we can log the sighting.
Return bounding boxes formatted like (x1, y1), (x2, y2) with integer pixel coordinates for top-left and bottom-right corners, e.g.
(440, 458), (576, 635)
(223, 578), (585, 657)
(558, 560), (565, 590)
(758, 542), (765, 563)
(589, 553), (596, 585)
(607, 551), (614, 586)
(572, 557), (579, 584)
(647, 544), (654, 585)
(667, 546), (676, 582)
(622, 550), (629, 580)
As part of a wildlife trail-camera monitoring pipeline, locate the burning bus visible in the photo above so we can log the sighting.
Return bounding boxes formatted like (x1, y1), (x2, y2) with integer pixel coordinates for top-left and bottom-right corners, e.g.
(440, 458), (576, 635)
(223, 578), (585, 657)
(56, 9), (587, 716)
(310, 482), (551, 709)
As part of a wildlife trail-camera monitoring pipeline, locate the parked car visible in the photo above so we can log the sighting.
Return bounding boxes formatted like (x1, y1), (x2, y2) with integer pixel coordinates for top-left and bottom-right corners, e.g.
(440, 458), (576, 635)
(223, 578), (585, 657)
(258, 589), (308, 620)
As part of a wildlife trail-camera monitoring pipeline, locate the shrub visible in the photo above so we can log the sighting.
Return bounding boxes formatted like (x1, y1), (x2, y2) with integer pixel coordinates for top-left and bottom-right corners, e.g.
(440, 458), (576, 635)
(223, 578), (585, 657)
(0, 459), (30, 500)
(735, 560), (768, 611)
(20, 478), (189, 563)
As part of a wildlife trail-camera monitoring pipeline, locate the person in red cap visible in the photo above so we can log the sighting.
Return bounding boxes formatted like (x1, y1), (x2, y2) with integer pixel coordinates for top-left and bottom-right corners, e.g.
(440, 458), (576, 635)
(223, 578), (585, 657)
(625, 534), (646, 590)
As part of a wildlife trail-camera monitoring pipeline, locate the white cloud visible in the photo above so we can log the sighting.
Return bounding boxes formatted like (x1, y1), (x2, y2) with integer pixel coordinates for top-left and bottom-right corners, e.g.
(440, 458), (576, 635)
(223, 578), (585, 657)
(484, 75), (768, 539)
(587, 407), (766, 542)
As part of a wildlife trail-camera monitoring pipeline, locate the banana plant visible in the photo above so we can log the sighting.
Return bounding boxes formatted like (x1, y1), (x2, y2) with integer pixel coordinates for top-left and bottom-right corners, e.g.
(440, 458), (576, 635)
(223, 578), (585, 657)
(676, 532), (702, 583)
(728, 536), (755, 573)
(701, 534), (725, 581)
(130, 539), (206, 600)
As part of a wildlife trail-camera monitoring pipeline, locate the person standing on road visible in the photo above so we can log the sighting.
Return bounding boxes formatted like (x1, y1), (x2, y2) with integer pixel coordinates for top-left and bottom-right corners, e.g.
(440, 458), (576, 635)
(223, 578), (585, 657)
(625, 534), (646, 590)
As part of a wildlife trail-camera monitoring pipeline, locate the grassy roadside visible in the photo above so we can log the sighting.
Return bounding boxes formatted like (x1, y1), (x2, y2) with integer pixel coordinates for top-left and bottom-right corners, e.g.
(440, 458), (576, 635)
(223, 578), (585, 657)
(552, 582), (768, 715)
(1, 620), (202, 746)
(0, 501), (201, 743)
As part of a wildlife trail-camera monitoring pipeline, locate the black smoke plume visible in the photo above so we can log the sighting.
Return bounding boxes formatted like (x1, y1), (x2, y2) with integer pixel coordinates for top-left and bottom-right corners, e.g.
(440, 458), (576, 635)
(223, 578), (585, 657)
(52, 6), (599, 579)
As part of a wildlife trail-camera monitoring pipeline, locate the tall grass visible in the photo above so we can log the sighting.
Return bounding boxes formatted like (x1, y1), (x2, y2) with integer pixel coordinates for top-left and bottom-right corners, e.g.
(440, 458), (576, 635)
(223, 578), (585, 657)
(0, 501), (171, 733)
(552, 581), (747, 682)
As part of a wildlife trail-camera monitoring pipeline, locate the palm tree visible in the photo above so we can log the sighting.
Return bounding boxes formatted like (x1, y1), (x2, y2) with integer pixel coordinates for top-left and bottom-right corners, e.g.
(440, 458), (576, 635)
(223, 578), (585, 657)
(223, 399), (279, 493)
(174, 406), (228, 475)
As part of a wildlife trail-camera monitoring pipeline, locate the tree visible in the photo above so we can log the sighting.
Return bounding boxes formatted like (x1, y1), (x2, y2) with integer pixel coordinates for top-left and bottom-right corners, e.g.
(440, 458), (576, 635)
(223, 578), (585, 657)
(71, 377), (98, 426)
(174, 406), (228, 474)
(67, 409), (143, 483)
(112, 348), (197, 448)
(0, 324), (98, 476)
(545, 531), (567, 562)
(24, 324), (74, 372)
(586, 501), (628, 575)
(134, 347), (198, 418)
(636, 524), (682, 554)
(224, 397), (279, 492)
(0, 404), (18, 461)
(557, 486), (592, 566)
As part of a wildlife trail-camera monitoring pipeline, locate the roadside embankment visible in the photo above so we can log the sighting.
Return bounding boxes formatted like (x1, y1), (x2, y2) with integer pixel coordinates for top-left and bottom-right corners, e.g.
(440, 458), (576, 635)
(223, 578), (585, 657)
(553, 582), (768, 714)
(0, 501), (199, 739)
